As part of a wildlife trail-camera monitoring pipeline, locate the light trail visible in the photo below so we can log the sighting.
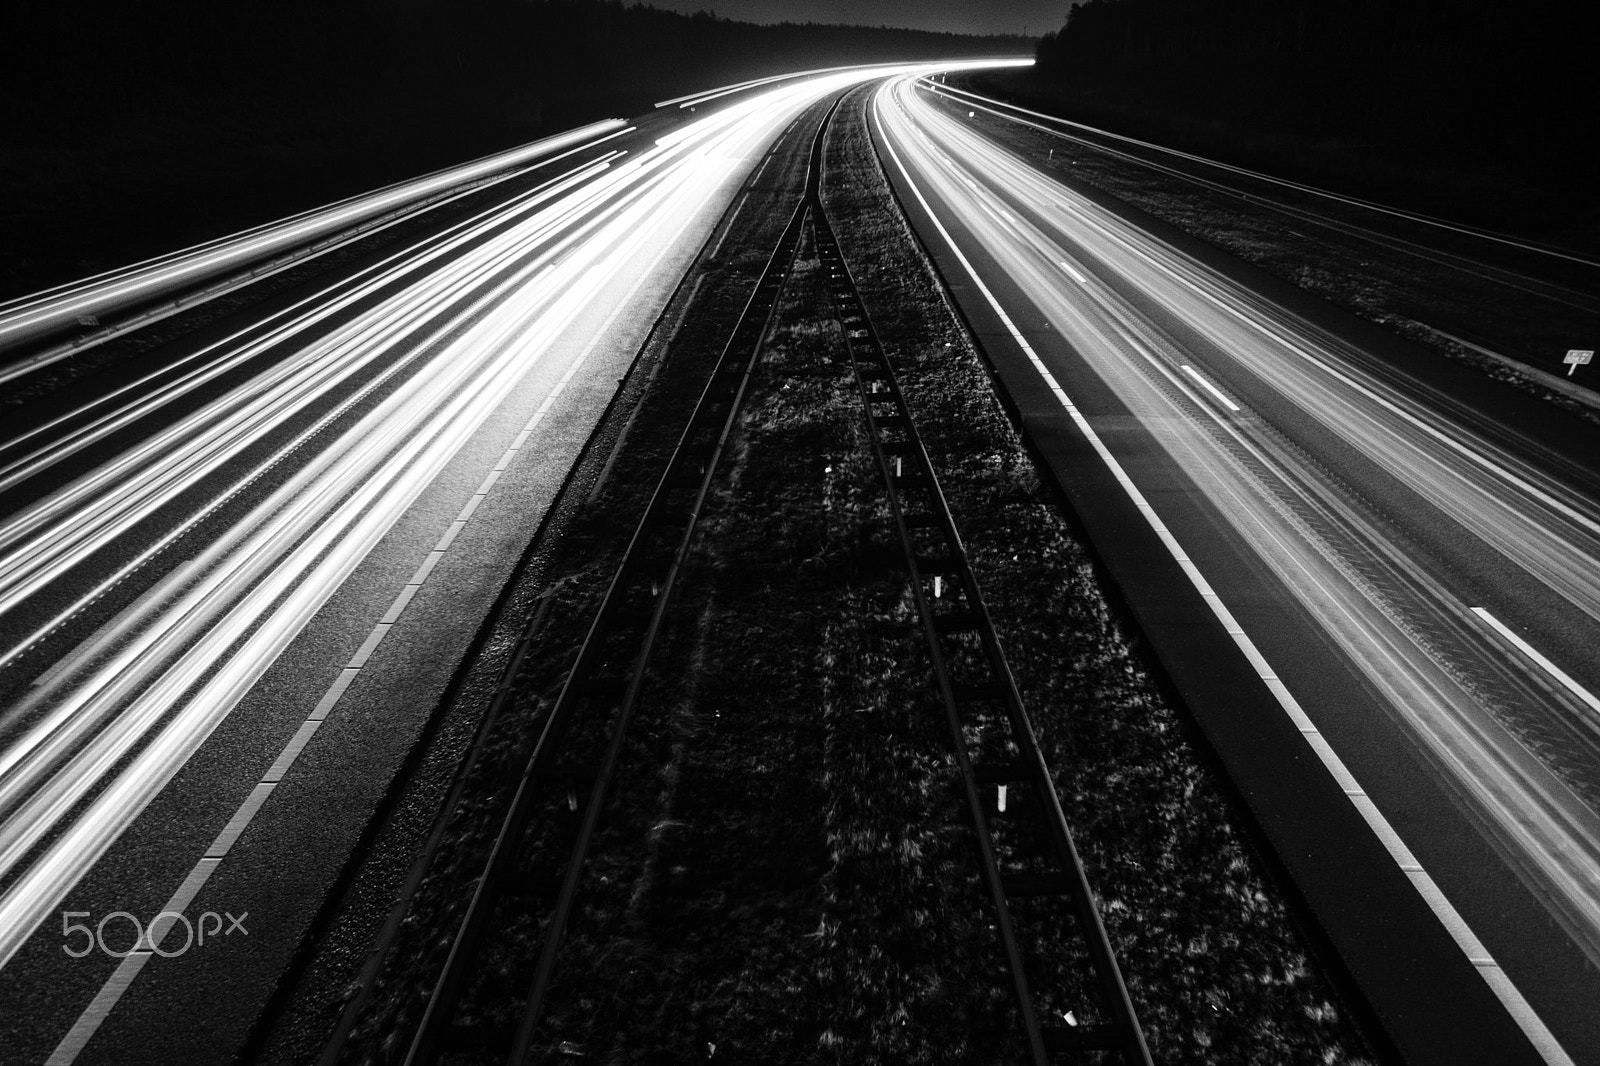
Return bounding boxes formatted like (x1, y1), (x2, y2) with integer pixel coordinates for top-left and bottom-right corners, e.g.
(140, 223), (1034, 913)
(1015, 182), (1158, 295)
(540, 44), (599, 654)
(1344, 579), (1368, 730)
(0, 62), (1001, 980)
(924, 78), (1600, 273)
(0, 158), (628, 671)
(0, 156), (621, 499)
(875, 72), (1600, 1063)
(655, 57), (1029, 111)
(880, 76), (1600, 650)
(0, 121), (630, 361)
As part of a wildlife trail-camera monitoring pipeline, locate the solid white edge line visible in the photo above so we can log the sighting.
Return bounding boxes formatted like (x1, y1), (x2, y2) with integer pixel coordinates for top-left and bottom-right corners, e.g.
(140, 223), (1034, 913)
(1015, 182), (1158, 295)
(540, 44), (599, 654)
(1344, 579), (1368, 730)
(872, 80), (1577, 1066)
(1472, 607), (1600, 716)
(1180, 364), (1242, 412)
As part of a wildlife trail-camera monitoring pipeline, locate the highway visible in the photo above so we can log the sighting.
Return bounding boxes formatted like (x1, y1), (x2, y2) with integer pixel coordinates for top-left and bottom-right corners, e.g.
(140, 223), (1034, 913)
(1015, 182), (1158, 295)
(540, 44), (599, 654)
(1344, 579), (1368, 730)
(871, 75), (1600, 1065)
(5, 55), (1595, 1064)
(0, 120), (628, 366)
(0, 61), (1018, 1065)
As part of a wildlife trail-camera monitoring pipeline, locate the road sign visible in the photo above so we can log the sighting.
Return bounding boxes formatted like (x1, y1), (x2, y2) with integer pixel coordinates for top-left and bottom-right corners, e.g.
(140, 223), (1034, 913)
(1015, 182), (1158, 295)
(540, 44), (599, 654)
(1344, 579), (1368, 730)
(1565, 349), (1594, 376)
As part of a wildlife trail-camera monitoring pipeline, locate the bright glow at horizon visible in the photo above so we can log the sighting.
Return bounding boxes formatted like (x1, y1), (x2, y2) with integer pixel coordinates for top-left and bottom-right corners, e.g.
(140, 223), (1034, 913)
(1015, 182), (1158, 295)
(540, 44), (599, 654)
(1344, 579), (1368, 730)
(640, 0), (1061, 38)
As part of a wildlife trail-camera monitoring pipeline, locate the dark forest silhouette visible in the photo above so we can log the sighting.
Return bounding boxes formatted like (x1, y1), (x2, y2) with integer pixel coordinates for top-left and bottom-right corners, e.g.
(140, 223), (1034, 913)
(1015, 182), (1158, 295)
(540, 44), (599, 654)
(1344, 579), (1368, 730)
(5, 0), (1021, 145)
(1031, 0), (1589, 183)
(974, 0), (1597, 250)
(1, 0), (1024, 301)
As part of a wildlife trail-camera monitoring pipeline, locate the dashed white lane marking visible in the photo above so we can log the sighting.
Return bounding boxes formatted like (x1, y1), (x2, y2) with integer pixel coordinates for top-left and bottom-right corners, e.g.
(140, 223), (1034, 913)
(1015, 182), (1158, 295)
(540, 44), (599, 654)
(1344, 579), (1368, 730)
(1058, 260), (1088, 285)
(1473, 607), (1600, 717)
(872, 84), (1576, 1066)
(46, 225), (677, 1065)
(707, 191), (749, 260)
(1180, 364), (1241, 412)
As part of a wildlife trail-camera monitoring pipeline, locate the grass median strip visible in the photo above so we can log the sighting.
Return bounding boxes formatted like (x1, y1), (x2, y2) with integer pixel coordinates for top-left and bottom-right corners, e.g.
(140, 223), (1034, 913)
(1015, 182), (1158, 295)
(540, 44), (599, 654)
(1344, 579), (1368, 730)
(310, 90), (1381, 1065)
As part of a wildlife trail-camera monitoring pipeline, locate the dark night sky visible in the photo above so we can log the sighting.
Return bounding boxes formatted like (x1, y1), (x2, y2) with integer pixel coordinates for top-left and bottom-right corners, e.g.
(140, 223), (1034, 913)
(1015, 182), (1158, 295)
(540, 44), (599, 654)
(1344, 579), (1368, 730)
(643, 1), (1064, 37)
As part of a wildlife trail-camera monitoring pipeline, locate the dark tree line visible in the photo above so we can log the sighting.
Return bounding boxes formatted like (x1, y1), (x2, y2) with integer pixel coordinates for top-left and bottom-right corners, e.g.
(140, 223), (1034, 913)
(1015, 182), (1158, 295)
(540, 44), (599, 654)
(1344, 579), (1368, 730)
(0, 0), (1023, 299)
(5, 0), (1024, 149)
(1032, 0), (1593, 166)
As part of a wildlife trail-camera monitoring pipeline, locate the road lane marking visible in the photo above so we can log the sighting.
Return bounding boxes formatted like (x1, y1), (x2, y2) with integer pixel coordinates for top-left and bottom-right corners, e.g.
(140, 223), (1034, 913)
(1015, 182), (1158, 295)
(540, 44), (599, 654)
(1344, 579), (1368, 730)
(1472, 607), (1600, 716)
(1058, 260), (1087, 285)
(707, 192), (749, 259)
(204, 783), (277, 858)
(1180, 364), (1241, 412)
(262, 723), (321, 783)
(0, 164), (622, 678)
(345, 623), (392, 670)
(907, 93), (1600, 547)
(42, 164), (694, 1065)
(26, 78), (842, 1010)
(1051, 191), (1600, 543)
(874, 81), (1576, 1066)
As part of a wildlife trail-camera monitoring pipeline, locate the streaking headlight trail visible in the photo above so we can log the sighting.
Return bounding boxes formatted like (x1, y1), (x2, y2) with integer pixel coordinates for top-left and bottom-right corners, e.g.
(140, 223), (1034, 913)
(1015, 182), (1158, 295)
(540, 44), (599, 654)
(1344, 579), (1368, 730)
(0, 60), (1025, 975)
(872, 72), (1598, 1064)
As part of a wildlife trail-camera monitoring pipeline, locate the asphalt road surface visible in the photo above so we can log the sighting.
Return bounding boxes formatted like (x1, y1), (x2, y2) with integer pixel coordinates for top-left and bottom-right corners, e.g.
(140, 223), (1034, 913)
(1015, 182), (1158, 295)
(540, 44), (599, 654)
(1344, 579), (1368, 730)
(6, 59), (1595, 1066)
(0, 62), (995, 1065)
(871, 74), (1600, 1066)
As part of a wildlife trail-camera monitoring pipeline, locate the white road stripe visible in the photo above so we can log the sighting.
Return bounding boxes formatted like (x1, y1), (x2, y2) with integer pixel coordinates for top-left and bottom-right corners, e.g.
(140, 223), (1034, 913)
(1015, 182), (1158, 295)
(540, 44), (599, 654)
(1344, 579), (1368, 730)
(204, 783), (276, 859)
(1180, 364), (1241, 411)
(873, 79), (1577, 1066)
(924, 79), (1600, 270)
(380, 585), (420, 625)
(1473, 607), (1600, 716)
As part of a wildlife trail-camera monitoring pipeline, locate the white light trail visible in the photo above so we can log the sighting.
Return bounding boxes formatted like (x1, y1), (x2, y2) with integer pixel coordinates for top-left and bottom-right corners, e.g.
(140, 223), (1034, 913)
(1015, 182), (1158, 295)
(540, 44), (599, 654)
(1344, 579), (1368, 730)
(923, 79), (1600, 270)
(656, 57), (1029, 110)
(1179, 364), (1240, 411)
(0, 157), (620, 499)
(883, 79), (1600, 619)
(0, 121), (631, 359)
(0, 59), (1025, 990)
(0, 161), (630, 670)
(876, 72), (1598, 1064)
